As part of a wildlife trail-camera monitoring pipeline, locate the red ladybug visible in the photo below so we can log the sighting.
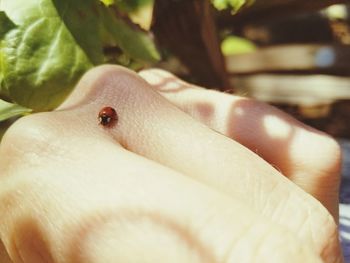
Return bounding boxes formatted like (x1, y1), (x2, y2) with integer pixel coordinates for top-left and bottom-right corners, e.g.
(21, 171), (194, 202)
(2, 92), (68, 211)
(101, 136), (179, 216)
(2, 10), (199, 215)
(98, 107), (118, 127)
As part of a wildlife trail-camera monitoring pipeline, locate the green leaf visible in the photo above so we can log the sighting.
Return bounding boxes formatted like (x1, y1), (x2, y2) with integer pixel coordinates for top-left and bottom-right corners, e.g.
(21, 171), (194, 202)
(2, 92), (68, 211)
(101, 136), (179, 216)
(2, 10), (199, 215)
(102, 6), (160, 63)
(52, 1), (160, 64)
(0, 11), (16, 91)
(101, 0), (153, 12)
(221, 36), (256, 55)
(100, 0), (115, 6)
(212, 0), (254, 13)
(0, 99), (31, 122)
(0, 0), (159, 112)
(0, 1), (93, 111)
(0, 11), (16, 38)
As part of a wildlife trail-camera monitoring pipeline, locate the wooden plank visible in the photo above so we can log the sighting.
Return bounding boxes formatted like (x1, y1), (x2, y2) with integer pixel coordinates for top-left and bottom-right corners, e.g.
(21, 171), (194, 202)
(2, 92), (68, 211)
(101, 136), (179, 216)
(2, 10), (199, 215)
(236, 13), (333, 45)
(248, 0), (346, 14)
(218, 0), (348, 27)
(230, 74), (350, 105)
(226, 45), (350, 74)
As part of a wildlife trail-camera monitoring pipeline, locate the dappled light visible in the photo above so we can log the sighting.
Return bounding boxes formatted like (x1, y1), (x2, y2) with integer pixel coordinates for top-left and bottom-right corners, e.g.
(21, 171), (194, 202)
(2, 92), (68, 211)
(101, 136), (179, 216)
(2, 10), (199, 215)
(0, 1), (349, 262)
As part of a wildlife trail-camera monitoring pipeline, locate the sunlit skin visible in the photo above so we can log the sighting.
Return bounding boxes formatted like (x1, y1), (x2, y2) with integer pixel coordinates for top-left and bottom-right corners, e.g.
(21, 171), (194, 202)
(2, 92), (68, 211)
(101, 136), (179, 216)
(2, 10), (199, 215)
(0, 66), (343, 263)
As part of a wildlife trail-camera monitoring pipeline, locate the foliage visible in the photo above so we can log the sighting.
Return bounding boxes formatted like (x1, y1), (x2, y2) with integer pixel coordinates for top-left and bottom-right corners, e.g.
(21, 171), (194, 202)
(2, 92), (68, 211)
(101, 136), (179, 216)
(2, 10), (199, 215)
(0, 0), (159, 114)
(212, 0), (254, 13)
(0, 99), (31, 122)
(112, 0), (154, 13)
(221, 36), (256, 55)
(0, 0), (253, 139)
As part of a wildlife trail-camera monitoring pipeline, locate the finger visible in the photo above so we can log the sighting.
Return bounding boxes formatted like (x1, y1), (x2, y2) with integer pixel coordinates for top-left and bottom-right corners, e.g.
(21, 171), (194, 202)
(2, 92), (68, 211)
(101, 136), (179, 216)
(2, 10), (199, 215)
(0, 115), (321, 262)
(139, 69), (342, 218)
(57, 65), (340, 262)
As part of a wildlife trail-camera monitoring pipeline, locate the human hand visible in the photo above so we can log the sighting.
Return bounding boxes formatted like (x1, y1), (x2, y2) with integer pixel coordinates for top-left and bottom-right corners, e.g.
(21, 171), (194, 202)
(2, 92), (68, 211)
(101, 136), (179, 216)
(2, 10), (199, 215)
(0, 65), (343, 262)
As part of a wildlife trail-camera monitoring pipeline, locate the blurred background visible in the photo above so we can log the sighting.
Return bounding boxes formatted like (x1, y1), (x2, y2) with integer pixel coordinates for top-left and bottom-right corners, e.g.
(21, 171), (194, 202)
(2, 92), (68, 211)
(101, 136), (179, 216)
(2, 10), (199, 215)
(148, 1), (350, 139)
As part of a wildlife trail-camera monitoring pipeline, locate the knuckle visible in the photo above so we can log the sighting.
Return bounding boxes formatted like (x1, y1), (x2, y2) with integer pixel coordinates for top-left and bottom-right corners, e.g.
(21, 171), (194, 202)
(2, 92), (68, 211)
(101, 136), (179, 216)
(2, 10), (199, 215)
(290, 127), (342, 182)
(0, 114), (58, 172)
(307, 132), (342, 174)
(322, 135), (342, 164)
(88, 65), (140, 86)
(60, 64), (148, 110)
(3, 114), (54, 146)
(84, 65), (144, 96)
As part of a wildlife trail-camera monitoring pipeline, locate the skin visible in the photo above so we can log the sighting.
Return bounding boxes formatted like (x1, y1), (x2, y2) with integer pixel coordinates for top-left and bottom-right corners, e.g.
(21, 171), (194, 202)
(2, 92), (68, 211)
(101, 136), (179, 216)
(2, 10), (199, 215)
(0, 65), (343, 263)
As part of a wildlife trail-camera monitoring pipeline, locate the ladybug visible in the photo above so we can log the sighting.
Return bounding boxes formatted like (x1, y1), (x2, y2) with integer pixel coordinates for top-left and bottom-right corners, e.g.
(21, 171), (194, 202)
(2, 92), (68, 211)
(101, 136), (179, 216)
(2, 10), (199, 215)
(98, 106), (118, 127)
